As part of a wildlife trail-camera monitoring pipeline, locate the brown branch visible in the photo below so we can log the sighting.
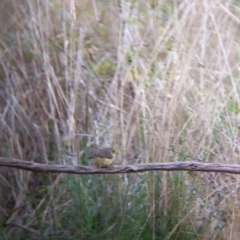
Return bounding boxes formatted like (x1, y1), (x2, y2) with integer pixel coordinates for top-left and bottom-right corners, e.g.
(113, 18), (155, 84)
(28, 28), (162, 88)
(1, 157), (240, 174)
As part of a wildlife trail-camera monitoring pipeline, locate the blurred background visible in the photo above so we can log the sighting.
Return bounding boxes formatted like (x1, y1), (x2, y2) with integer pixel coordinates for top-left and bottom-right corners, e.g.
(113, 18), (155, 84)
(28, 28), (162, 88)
(1, 0), (240, 239)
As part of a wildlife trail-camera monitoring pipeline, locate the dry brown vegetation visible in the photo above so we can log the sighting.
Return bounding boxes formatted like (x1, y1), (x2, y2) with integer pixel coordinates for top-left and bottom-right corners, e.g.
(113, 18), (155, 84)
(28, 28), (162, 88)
(1, 0), (240, 239)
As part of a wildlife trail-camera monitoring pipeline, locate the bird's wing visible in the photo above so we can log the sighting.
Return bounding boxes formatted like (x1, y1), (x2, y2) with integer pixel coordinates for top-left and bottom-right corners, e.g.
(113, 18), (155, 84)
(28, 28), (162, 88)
(96, 148), (113, 158)
(88, 148), (113, 159)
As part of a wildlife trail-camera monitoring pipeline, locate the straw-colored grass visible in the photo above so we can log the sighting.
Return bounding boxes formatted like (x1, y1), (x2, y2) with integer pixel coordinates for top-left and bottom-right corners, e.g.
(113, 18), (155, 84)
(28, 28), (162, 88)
(1, 0), (240, 239)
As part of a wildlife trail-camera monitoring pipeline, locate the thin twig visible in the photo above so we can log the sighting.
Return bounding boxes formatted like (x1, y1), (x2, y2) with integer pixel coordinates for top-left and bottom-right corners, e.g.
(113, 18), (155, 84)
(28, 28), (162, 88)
(1, 157), (240, 174)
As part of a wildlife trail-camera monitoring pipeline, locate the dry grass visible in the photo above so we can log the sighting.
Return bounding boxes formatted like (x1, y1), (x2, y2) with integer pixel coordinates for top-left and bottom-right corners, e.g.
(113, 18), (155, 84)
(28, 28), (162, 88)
(1, 0), (240, 239)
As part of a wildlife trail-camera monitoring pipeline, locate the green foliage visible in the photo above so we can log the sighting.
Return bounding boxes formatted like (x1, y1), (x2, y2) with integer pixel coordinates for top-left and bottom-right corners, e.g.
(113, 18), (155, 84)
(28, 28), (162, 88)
(62, 174), (150, 239)
(43, 173), (201, 240)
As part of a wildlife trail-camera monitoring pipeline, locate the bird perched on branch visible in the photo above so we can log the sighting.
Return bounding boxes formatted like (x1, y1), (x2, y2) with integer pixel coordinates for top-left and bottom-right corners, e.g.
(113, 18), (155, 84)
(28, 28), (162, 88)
(87, 147), (117, 167)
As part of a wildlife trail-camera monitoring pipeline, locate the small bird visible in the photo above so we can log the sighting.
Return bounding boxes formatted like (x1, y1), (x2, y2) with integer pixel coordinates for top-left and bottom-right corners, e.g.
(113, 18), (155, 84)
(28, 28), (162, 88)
(87, 147), (116, 167)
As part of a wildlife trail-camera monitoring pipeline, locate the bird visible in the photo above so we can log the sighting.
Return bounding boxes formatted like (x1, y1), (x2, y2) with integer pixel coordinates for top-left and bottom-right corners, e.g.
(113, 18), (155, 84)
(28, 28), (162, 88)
(87, 147), (117, 167)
